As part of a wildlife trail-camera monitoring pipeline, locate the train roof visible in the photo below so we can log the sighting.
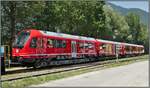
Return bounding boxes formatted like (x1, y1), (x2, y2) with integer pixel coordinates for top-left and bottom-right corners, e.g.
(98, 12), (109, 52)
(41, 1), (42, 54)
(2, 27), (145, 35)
(96, 39), (143, 47)
(123, 43), (143, 47)
(40, 30), (96, 41)
(96, 39), (121, 44)
(28, 29), (144, 47)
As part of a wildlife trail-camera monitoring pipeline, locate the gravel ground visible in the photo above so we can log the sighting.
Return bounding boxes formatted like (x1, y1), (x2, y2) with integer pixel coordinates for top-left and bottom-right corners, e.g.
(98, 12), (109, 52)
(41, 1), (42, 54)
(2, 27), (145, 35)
(30, 60), (149, 87)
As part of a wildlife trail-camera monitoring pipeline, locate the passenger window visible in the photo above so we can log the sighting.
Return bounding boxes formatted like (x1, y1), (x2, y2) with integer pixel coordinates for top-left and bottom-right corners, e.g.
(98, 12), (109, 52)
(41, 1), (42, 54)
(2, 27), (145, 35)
(62, 40), (66, 48)
(79, 43), (84, 48)
(39, 39), (43, 48)
(55, 40), (60, 48)
(47, 39), (54, 48)
(53, 40), (57, 48)
(88, 43), (93, 48)
(54, 40), (66, 48)
(101, 44), (106, 49)
(30, 38), (37, 48)
(84, 43), (89, 48)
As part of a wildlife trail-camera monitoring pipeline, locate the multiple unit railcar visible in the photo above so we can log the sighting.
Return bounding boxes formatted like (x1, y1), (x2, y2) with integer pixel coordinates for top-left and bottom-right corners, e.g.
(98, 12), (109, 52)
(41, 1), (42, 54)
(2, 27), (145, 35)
(12, 29), (144, 68)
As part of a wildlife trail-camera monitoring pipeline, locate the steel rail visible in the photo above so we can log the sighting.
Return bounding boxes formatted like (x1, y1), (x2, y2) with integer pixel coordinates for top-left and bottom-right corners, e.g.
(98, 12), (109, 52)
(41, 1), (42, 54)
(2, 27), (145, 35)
(1, 56), (144, 82)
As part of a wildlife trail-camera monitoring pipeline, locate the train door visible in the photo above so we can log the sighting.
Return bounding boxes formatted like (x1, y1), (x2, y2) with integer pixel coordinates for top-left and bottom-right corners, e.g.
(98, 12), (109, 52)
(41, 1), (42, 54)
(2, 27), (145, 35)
(122, 44), (125, 55)
(71, 41), (77, 58)
(113, 44), (116, 55)
(36, 37), (46, 55)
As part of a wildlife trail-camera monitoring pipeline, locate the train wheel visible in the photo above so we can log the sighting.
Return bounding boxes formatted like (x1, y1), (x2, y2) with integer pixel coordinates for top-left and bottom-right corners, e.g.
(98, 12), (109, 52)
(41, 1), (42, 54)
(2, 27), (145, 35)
(33, 59), (48, 69)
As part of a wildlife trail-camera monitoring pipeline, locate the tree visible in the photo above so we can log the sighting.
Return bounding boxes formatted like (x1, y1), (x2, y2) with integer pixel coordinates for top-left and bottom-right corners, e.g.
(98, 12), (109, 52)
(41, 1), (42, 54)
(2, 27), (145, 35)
(2, 1), (45, 58)
(125, 13), (141, 43)
(103, 5), (129, 41)
(2, 1), (16, 58)
(2, 1), (147, 53)
(125, 12), (148, 53)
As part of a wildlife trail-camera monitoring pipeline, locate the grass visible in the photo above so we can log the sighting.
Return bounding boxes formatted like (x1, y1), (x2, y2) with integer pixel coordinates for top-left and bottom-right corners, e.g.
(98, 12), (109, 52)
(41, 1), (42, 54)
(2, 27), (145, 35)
(2, 55), (149, 88)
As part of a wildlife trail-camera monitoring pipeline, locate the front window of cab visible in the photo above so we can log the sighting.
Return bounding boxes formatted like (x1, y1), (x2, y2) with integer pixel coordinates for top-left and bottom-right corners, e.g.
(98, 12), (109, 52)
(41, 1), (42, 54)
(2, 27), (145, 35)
(13, 31), (30, 48)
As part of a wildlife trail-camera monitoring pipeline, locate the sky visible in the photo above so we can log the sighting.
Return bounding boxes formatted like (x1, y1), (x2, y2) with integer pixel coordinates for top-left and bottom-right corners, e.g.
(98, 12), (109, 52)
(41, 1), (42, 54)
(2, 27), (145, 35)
(108, 1), (149, 12)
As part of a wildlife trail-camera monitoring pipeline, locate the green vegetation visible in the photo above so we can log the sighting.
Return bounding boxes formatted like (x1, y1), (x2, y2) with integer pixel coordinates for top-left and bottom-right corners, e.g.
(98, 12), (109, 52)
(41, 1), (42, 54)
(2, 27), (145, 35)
(2, 55), (148, 88)
(1, 1), (149, 54)
(109, 3), (148, 26)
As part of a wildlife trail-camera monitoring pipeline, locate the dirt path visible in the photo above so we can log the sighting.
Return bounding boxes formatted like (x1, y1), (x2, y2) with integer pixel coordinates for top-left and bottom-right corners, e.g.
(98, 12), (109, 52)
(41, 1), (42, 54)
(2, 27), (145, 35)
(30, 60), (149, 87)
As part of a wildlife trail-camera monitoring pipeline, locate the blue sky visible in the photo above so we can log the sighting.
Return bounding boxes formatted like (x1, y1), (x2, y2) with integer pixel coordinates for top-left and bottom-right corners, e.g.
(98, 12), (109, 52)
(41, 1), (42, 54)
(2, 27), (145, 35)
(108, 1), (149, 12)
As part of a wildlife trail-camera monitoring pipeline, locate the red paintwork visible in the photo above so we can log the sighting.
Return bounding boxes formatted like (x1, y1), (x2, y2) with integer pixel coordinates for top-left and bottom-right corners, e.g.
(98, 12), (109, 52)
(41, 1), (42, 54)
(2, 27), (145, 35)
(12, 29), (144, 64)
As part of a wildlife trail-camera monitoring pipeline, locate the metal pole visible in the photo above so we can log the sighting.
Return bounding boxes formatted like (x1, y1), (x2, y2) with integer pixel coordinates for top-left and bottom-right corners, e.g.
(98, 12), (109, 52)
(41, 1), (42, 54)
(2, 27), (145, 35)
(116, 53), (118, 62)
(116, 44), (119, 62)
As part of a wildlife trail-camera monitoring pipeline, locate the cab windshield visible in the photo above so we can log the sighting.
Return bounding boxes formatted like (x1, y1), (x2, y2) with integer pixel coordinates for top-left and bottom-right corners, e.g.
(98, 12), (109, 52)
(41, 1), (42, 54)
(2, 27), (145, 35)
(13, 31), (30, 48)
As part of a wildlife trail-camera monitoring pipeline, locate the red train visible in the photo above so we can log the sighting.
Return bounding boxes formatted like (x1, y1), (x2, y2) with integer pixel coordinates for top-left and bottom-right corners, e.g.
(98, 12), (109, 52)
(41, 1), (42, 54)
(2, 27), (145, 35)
(12, 29), (144, 68)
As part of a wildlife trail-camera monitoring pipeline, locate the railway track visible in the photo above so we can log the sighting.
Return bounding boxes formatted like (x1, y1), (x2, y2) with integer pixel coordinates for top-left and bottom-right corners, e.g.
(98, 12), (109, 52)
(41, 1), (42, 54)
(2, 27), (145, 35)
(1, 56), (145, 82)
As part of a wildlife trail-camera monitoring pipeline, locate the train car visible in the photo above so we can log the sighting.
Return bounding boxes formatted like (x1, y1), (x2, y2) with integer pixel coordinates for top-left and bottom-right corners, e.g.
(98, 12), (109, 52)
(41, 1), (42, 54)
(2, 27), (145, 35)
(95, 40), (126, 57)
(12, 29), (97, 68)
(12, 29), (144, 68)
(96, 39), (116, 57)
(114, 42), (126, 57)
(138, 45), (144, 54)
(124, 43), (144, 56)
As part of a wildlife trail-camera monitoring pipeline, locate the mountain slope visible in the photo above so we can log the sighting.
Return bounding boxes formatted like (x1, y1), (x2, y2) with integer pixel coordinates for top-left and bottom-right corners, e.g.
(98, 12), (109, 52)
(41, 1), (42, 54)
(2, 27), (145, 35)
(108, 3), (148, 25)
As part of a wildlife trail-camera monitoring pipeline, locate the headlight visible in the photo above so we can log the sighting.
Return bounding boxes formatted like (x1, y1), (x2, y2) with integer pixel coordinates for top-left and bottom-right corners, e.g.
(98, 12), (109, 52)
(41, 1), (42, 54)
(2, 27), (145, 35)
(16, 49), (19, 53)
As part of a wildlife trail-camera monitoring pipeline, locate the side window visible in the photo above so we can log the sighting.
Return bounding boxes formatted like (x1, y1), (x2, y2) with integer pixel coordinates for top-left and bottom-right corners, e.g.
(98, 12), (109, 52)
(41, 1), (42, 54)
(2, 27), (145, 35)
(84, 43), (89, 48)
(36, 38), (43, 48)
(79, 42), (84, 48)
(39, 38), (43, 48)
(100, 44), (106, 49)
(62, 40), (66, 48)
(30, 37), (37, 48)
(47, 39), (54, 48)
(88, 43), (94, 48)
(55, 40), (60, 48)
(54, 39), (66, 48)
(58, 40), (62, 48)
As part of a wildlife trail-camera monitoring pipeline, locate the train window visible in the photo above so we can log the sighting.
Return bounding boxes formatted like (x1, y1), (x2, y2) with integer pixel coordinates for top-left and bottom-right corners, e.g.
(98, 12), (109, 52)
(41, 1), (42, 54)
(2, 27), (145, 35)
(79, 43), (84, 48)
(47, 39), (54, 48)
(108, 44), (112, 53)
(99, 44), (105, 50)
(102, 44), (106, 48)
(126, 46), (129, 51)
(84, 43), (89, 48)
(39, 38), (43, 48)
(88, 43), (93, 48)
(62, 40), (66, 48)
(13, 31), (30, 48)
(30, 38), (37, 48)
(56, 40), (61, 48)
(54, 40), (66, 48)
(53, 40), (57, 48)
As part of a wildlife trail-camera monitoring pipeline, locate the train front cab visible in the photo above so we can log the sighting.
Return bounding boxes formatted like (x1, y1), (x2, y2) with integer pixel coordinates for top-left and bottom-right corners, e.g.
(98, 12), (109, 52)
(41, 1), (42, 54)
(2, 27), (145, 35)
(12, 29), (43, 66)
(12, 29), (98, 67)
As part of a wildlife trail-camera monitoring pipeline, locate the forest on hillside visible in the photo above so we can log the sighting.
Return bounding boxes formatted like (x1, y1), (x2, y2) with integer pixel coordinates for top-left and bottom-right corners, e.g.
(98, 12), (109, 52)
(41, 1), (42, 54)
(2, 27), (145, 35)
(1, 1), (149, 53)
